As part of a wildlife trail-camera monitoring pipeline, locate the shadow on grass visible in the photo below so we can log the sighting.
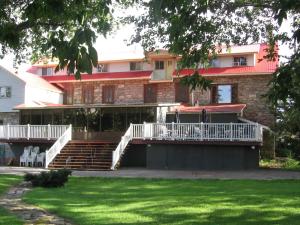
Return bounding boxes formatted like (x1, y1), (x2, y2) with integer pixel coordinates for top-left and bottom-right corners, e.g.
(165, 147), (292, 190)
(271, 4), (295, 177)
(23, 177), (300, 225)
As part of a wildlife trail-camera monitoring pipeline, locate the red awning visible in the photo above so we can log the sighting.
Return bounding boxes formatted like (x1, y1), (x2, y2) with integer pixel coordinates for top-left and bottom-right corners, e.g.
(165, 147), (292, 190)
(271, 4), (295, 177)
(171, 104), (246, 114)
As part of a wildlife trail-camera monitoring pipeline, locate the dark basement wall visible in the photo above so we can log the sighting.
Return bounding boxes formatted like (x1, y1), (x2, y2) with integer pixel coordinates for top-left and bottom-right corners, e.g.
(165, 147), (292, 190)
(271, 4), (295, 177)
(121, 143), (259, 170)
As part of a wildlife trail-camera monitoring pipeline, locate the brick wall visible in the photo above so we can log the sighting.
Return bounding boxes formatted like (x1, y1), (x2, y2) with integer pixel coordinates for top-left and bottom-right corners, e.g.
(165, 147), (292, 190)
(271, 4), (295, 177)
(192, 74), (274, 127)
(63, 74), (274, 127)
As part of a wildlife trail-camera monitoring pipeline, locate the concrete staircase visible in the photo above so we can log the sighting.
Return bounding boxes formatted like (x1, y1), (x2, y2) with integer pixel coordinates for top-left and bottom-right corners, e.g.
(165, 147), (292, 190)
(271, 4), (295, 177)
(48, 140), (118, 170)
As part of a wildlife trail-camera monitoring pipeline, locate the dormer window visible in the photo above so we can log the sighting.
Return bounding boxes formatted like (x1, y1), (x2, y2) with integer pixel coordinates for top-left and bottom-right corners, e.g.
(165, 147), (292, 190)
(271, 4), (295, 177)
(233, 57), (247, 66)
(97, 63), (108, 72)
(155, 61), (164, 70)
(41, 67), (53, 76)
(130, 62), (142, 71)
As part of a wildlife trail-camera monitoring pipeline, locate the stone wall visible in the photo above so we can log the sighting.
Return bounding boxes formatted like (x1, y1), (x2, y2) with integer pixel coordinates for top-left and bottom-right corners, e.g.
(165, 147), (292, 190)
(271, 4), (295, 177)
(0, 112), (19, 125)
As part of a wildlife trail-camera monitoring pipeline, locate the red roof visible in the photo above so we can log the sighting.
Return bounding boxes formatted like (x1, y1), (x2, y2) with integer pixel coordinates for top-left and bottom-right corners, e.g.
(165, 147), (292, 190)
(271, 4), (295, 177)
(172, 104), (246, 113)
(43, 71), (152, 83)
(174, 43), (278, 77)
(15, 101), (65, 109)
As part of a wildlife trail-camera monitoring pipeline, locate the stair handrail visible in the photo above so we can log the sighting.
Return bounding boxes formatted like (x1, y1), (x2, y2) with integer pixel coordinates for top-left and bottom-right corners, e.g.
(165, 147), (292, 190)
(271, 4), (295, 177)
(45, 125), (72, 168)
(111, 124), (133, 170)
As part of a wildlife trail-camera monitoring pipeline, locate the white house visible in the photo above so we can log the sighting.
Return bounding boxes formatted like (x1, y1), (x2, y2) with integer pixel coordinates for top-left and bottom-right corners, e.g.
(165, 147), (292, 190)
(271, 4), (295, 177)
(0, 65), (63, 124)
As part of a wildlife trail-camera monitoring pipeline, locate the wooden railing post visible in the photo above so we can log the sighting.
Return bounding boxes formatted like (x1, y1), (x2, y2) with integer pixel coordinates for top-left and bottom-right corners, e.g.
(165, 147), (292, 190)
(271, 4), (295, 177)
(255, 123), (260, 141)
(47, 124), (51, 140)
(6, 124), (10, 140)
(130, 123), (133, 139)
(27, 124), (30, 140)
(200, 122), (203, 141)
(230, 122), (233, 141)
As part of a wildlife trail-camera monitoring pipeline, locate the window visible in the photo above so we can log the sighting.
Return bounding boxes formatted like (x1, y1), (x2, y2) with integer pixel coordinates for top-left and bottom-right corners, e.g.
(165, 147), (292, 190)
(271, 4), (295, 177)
(82, 84), (94, 104)
(97, 63), (108, 72)
(155, 61), (164, 70)
(130, 62), (142, 71)
(175, 83), (189, 103)
(41, 67), (53, 76)
(102, 85), (115, 104)
(144, 84), (157, 103)
(211, 84), (238, 104)
(233, 57), (247, 66)
(0, 86), (11, 98)
(64, 84), (74, 105)
(209, 59), (219, 67)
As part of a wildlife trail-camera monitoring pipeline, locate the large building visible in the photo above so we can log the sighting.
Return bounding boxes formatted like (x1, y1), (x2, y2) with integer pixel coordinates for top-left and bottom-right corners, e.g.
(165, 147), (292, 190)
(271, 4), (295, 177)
(19, 43), (276, 130)
(0, 43), (277, 170)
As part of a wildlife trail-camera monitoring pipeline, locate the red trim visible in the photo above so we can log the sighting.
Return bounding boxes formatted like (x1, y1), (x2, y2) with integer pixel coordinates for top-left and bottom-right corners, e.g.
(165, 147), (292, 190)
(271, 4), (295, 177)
(172, 104), (246, 113)
(42, 71), (152, 83)
(174, 43), (278, 77)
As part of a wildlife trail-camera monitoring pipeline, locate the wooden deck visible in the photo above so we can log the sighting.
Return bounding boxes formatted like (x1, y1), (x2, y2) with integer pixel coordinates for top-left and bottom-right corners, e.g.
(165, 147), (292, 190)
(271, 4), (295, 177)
(0, 138), (56, 144)
(131, 139), (262, 146)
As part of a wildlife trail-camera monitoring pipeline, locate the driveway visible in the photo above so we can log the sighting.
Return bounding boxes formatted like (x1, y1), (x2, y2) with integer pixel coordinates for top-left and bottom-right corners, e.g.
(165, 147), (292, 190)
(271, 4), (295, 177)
(1, 166), (300, 180)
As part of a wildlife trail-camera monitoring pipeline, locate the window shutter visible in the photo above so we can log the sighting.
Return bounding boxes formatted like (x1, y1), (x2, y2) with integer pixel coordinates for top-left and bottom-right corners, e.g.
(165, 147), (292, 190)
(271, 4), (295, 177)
(175, 83), (189, 103)
(211, 85), (217, 103)
(231, 84), (238, 103)
(144, 84), (157, 103)
(102, 85), (115, 104)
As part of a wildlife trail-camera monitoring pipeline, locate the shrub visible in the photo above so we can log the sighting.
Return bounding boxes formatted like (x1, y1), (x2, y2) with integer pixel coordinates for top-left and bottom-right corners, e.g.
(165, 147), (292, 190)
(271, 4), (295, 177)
(24, 169), (72, 188)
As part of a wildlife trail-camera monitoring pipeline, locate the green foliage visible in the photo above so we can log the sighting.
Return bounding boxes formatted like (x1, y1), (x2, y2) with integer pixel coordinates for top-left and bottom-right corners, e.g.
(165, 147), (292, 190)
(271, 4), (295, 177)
(0, 175), (23, 225)
(24, 169), (72, 188)
(128, 0), (299, 90)
(0, 0), (113, 76)
(24, 177), (300, 225)
(267, 50), (300, 157)
(260, 157), (300, 170)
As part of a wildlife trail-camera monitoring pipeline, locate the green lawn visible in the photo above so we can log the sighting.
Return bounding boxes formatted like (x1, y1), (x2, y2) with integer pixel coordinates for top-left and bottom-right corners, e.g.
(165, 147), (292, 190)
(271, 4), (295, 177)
(23, 177), (300, 225)
(0, 175), (23, 225)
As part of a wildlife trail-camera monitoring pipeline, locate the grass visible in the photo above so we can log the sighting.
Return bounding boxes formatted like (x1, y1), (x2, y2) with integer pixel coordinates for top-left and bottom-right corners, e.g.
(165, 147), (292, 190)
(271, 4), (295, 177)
(23, 177), (300, 225)
(0, 175), (23, 225)
(260, 158), (300, 170)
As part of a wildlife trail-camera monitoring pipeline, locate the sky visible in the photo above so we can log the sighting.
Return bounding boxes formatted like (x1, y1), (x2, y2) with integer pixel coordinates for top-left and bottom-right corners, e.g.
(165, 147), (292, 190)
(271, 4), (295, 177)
(0, 16), (294, 73)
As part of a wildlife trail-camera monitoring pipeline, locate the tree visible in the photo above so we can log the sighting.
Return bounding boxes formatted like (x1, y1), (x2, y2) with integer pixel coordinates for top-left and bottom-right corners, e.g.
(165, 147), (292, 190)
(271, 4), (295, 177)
(0, 0), (113, 78)
(128, 0), (300, 156)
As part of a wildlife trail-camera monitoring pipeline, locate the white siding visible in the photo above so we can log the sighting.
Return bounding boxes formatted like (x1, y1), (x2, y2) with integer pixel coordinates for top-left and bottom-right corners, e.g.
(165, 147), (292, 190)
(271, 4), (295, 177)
(218, 56), (234, 67)
(0, 67), (25, 112)
(25, 85), (63, 105)
(217, 54), (255, 67)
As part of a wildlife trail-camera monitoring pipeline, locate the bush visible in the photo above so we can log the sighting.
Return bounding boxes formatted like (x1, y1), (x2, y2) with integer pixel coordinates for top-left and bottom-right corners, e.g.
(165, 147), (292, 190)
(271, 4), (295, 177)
(24, 169), (72, 188)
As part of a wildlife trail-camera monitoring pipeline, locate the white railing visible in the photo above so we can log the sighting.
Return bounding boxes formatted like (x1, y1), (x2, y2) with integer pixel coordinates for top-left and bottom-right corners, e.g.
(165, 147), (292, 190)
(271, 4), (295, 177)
(111, 122), (262, 170)
(131, 122), (262, 142)
(0, 124), (69, 140)
(111, 124), (133, 170)
(45, 125), (72, 168)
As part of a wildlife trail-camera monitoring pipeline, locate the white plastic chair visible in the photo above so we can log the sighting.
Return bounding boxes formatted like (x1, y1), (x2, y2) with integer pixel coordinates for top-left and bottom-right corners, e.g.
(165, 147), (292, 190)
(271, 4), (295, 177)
(27, 152), (37, 167)
(20, 147), (31, 167)
(36, 152), (46, 167)
(32, 146), (40, 154)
